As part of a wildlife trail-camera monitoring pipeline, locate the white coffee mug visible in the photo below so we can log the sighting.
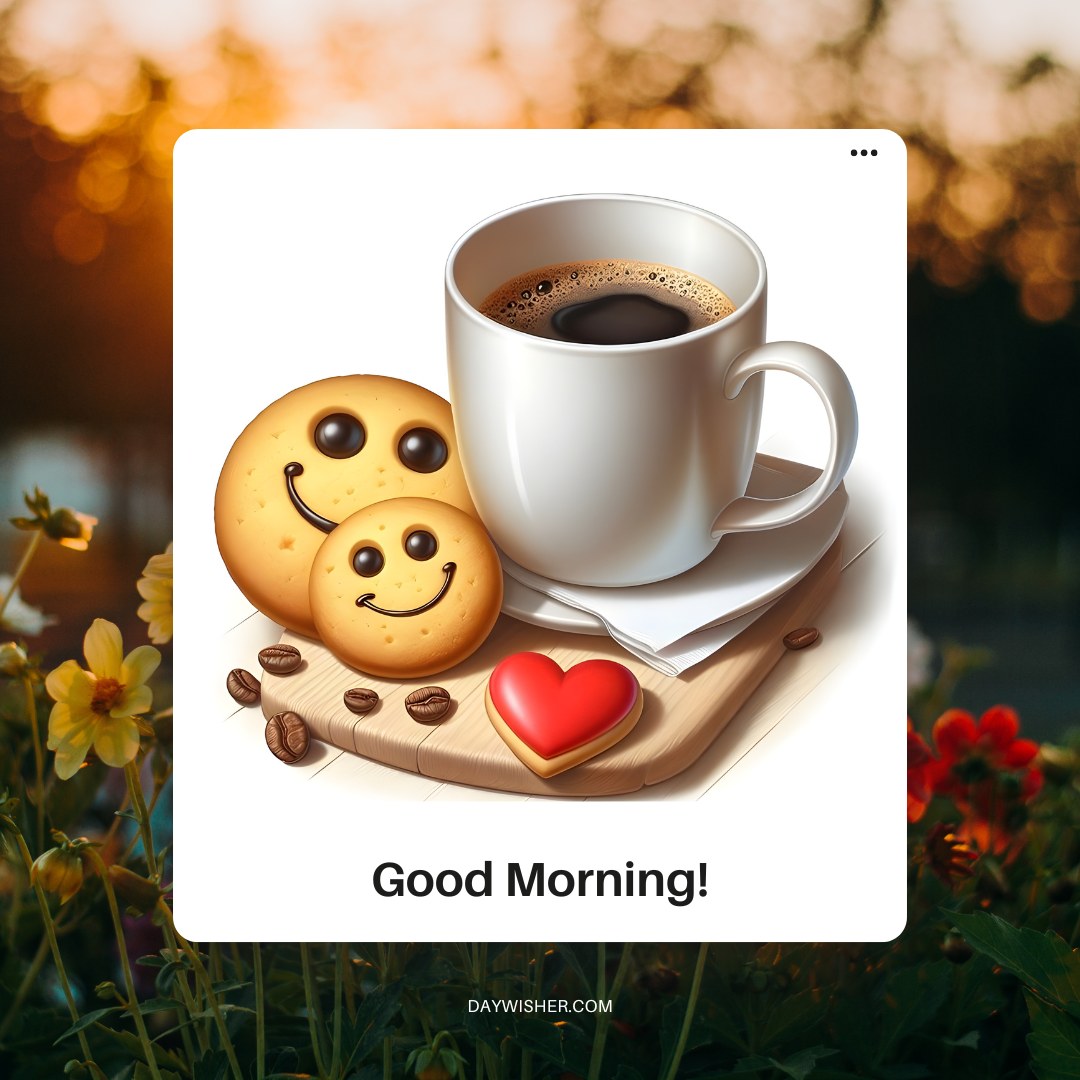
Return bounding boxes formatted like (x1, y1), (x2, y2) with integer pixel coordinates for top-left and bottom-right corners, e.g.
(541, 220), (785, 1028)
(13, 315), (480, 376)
(445, 193), (857, 587)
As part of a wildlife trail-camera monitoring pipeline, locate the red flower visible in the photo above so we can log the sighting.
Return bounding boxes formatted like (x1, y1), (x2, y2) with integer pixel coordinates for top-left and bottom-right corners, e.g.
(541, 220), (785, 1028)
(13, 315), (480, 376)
(907, 719), (934, 823)
(928, 706), (1042, 858)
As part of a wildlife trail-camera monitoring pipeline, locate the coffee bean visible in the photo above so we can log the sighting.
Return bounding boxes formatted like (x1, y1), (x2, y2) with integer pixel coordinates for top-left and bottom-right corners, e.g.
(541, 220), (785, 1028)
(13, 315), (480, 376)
(226, 668), (261, 705)
(405, 686), (451, 723)
(259, 644), (302, 674)
(783, 626), (820, 650)
(265, 711), (310, 763)
(343, 687), (379, 715)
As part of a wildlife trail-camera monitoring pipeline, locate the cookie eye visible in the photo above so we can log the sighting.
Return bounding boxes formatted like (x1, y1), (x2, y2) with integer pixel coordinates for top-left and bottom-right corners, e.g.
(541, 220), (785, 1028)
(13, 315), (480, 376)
(315, 413), (365, 459)
(351, 545), (384, 577)
(404, 530), (438, 561)
(397, 427), (448, 473)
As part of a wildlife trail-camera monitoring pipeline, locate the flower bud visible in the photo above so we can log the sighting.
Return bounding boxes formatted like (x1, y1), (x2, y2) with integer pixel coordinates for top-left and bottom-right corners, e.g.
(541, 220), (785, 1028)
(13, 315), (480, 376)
(0, 641), (29, 677)
(108, 864), (163, 915)
(1037, 744), (1079, 785)
(45, 508), (97, 551)
(941, 933), (973, 964)
(31, 846), (86, 905)
(64, 1061), (90, 1078)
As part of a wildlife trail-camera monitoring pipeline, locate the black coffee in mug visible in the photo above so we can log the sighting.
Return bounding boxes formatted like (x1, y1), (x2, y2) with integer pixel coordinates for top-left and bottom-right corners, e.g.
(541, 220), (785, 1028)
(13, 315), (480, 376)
(478, 258), (737, 345)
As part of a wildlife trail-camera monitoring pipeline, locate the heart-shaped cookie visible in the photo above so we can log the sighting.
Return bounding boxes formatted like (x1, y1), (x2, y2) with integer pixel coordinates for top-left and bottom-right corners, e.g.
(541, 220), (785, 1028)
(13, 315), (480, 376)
(486, 652), (643, 777)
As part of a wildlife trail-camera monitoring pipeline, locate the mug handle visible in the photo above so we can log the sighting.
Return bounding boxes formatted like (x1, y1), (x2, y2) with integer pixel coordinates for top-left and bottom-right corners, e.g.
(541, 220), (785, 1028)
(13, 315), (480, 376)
(711, 341), (858, 537)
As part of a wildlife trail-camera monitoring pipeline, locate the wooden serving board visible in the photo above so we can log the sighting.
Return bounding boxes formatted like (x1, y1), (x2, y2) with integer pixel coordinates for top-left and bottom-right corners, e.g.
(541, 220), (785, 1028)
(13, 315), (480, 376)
(260, 537), (841, 797)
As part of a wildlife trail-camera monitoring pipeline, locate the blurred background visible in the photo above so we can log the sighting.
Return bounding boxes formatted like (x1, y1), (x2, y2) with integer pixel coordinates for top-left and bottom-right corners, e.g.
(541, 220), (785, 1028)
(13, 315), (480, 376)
(1, 0), (1078, 736)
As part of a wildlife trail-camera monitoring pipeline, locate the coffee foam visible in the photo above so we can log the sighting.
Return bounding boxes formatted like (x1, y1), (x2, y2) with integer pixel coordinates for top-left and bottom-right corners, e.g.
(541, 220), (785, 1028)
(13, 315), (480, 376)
(478, 259), (737, 339)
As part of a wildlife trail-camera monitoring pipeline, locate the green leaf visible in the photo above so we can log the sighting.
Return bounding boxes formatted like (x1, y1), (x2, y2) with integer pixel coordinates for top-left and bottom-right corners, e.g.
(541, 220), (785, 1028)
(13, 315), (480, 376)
(134, 1064), (182, 1080)
(942, 1031), (980, 1049)
(1026, 992), (1080, 1080)
(731, 1047), (838, 1080)
(877, 960), (952, 1057)
(192, 1048), (231, 1080)
(401, 946), (464, 988)
(135, 997), (184, 1016)
(951, 911), (1080, 1017)
(659, 995), (714, 1079)
(552, 943), (593, 995)
(759, 989), (828, 1050)
(341, 981), (404, 1071)
(94, 1025), (188, 1073)
(52, 1006), (122, 1043)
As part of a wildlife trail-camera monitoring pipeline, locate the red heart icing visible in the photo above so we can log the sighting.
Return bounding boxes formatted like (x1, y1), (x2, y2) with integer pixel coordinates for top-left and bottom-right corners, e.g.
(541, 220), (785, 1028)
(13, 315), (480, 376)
(488, 652), (640, 759)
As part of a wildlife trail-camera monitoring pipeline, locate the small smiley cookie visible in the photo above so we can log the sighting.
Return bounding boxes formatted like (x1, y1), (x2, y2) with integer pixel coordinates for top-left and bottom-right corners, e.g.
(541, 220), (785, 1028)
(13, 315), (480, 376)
(215, 376), (477, 637)
(309, 497), (503, 678)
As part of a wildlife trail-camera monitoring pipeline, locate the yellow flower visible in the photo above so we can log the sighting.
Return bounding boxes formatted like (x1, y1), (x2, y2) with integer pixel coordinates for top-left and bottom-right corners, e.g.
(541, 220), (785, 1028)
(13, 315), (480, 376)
(45, 619), (160, 780)
(31, 845), (87, 905)
(136, 542), (172, 644)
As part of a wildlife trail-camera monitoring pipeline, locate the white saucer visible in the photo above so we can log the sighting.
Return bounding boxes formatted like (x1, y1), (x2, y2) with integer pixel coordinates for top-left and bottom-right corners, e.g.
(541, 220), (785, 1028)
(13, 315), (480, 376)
(499, 457), (847, 639)
(503, 576), (609, 635)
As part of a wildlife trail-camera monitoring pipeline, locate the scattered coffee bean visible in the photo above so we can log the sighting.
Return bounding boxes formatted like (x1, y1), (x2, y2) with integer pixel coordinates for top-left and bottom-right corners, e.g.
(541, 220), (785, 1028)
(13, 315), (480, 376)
(343, 687), (379, 715)
(783, 626), (820, 650)
(258, 643), (302, 674)
(265, 711), (310, 763)
(405, 686), (451, 723)
(226, 668), (261, 705)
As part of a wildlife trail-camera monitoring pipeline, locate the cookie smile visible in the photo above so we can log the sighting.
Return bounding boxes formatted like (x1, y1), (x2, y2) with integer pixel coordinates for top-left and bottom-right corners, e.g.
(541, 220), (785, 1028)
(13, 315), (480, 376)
(356, 562), (457, 617)
(284, 462), (337, 534)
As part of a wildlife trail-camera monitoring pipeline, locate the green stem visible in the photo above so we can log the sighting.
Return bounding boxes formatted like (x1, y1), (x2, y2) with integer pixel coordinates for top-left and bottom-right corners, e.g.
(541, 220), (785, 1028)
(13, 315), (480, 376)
(520, 943), (545, 1080)
(209, 942), (224, 984)
(301, 943), (328, 1078)
(4, 825), (96, 1067)
(0, 928), (50, 1045)
(161, 926), (209, 1055)
(155, 900), (243, 1080)
(0, 530), (42, 624)
(330, 942), (344, 1080)
(253, 943), (266, 1080)
(378, 942), (392, 1080)
(123, 760), (157, 878)
(228, 941), (245, 983)
(22, 676), (45, 853)
(84, 848), (163, 1080)
(122, 765), (204, 1063)
(587, 943), (633, 1080)
(342, 943), (356, 1023)
(662, 943), (709, 1080)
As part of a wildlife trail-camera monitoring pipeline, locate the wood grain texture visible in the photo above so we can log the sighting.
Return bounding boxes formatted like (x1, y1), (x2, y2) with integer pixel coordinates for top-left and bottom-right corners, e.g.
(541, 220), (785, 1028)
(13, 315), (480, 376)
(260, 538), (842, 797)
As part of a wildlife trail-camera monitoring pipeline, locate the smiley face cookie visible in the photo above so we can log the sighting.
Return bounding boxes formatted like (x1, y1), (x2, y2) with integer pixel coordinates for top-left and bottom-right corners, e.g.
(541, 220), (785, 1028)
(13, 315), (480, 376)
(309, 497), (503, 678)
(215, 376), (477, 637)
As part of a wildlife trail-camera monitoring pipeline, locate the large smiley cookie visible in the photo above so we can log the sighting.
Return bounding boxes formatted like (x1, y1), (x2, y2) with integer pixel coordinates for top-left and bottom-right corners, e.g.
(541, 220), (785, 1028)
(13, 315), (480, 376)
(215, 376), (477, 637)
(309, 497), (503, 678)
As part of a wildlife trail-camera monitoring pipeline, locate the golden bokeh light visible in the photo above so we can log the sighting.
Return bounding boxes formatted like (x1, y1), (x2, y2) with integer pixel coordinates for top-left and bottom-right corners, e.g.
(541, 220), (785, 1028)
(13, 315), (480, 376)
(38, 76), (107, 139)
(0, 0), (1075, 321)
(52, 206), (107, 263)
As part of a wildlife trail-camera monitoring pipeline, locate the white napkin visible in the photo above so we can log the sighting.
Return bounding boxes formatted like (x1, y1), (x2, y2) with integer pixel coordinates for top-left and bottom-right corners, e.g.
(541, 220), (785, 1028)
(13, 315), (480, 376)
(500, 461), (848, 676)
